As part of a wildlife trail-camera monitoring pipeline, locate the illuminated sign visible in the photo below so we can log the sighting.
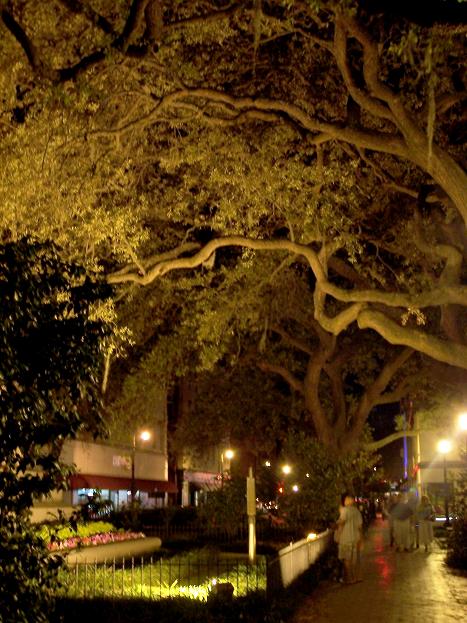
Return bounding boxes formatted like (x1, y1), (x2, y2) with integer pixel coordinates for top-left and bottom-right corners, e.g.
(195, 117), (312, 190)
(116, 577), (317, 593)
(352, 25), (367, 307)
(113, 455), (131, 470)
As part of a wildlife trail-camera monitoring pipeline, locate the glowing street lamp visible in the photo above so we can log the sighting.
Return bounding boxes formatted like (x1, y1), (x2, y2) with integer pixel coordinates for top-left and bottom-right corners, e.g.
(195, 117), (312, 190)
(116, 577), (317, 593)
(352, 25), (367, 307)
(220, 448), (235, 486)
(282, 464), (292, 475)
(437, 438), (452, 526)
(224, 448), (235, 461)
(140, 430), (151, 442)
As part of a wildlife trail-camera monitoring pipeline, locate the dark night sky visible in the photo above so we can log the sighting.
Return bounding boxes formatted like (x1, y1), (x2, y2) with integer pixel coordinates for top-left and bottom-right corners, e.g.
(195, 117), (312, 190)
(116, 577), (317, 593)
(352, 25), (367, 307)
(369, 404), (405, 481)
(361, 0), (467, 25)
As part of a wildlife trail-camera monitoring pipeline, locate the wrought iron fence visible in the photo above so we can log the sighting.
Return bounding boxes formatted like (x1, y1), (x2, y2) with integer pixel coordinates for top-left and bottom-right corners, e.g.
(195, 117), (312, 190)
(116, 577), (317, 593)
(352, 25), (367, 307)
(59, 555), (267, 601)
(142, 521), (300, 544)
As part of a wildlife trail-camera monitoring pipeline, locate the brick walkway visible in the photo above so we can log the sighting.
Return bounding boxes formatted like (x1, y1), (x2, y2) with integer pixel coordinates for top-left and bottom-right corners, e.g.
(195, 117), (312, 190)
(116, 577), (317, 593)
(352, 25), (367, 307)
(292, 516), (467, 623)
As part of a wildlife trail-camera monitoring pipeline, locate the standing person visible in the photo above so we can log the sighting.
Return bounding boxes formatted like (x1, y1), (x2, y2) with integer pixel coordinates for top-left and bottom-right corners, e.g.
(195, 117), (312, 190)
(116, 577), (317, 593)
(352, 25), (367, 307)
(391, 493), (414, 552)
(333, 492), (348, 582)
(417, 495), (435, 552)
(334, 492), (348, 543)
(337, 495), (363, 584)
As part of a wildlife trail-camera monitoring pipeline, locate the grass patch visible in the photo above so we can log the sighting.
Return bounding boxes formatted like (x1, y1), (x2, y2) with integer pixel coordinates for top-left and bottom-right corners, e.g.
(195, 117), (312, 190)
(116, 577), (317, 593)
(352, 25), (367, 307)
(59, 550), (267, 600)
(52, 546), (338, 623)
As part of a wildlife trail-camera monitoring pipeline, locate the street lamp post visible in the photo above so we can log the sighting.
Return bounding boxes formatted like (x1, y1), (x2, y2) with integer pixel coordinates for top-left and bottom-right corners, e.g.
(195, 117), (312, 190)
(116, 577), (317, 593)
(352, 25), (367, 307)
(437, 439), (452, 527)
(130, 430), (151, 523)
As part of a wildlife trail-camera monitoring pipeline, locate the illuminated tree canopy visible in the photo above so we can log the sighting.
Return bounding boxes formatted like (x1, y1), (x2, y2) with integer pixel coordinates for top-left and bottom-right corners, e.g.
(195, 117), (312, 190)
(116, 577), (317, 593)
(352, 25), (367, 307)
(0, 1), (466, 451)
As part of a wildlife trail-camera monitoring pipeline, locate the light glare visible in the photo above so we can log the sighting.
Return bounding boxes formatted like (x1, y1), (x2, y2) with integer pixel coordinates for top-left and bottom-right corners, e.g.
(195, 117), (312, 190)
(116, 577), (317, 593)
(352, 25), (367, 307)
(437, 439), (452, 454)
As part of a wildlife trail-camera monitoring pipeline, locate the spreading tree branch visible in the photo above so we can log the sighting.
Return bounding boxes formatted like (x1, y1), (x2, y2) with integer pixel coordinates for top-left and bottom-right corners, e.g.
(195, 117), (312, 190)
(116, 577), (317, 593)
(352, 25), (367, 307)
(1, 9), (44, 74)
(357, 309), (467, 369)
(270, 325), (314, 357)
(257, 360), (304, 394)
(364, 430), (420, 453)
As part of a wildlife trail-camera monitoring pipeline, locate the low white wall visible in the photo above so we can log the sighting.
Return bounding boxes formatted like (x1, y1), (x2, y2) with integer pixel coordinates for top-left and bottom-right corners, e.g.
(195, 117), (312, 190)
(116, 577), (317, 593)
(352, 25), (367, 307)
(276, 530), (332, 588)
(66, 537), (162, 564)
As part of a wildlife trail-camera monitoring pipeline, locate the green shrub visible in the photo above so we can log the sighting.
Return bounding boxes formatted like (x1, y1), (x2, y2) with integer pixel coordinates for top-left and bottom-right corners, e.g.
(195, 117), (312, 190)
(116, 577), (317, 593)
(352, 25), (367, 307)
(0, 239), (112, 623)
(446, 461), (467, 570)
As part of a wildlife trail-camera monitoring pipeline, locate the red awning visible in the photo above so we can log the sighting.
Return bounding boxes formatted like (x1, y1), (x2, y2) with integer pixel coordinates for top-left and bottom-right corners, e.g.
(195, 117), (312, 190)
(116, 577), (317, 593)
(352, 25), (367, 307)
(69, 473), (178, 493)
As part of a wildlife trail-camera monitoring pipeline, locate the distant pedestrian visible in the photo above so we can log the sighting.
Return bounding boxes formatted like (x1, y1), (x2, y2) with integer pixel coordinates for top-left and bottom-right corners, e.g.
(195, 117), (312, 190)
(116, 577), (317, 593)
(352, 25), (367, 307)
(337, 495), (363, 584)
(391, 493), (414, 552)
(416, 495), (435, 552)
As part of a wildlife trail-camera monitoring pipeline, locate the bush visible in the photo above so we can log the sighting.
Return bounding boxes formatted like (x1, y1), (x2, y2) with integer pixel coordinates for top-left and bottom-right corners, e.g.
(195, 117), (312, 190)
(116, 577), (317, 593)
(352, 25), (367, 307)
(0, 239), (111, 623)
(446, 461), (467, 570)
(197, 477), (247, 538)
(36, 520), (145, 551)
(278, 434), (377, 534)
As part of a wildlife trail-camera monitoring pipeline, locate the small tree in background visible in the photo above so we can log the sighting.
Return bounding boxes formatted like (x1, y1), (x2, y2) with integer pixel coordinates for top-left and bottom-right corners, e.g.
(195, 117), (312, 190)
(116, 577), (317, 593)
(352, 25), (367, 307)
(0, 238), (111, 623)
(278, 433), (377, 534)
(197, 476), (247, 540)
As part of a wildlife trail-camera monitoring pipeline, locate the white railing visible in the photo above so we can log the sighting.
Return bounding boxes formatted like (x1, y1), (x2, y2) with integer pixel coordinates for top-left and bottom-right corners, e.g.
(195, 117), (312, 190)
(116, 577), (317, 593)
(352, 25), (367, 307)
(268, 529), (332, 589)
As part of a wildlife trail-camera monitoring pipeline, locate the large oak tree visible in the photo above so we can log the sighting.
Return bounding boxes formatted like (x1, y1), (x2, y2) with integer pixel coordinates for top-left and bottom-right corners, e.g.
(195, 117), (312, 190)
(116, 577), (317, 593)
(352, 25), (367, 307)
(0, 1), (465, 452)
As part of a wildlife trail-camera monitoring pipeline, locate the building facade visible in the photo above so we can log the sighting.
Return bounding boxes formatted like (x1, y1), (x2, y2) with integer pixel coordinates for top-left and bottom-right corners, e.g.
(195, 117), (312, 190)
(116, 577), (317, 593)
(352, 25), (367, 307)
(31, 385), (177, 522)
(417, 430), (465, 503)
(31, 437), (176, 522)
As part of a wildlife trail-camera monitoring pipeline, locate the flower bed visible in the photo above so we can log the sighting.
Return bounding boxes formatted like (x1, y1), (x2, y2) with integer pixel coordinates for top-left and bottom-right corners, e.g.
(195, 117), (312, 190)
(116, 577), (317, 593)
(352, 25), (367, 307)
(37, 520), (145, 552)
(48, 530), (145, 552)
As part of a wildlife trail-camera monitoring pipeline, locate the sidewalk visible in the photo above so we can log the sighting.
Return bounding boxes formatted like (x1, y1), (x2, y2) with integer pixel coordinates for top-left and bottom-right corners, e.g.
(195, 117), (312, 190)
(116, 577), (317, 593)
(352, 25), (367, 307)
(292, 516), (467, 623)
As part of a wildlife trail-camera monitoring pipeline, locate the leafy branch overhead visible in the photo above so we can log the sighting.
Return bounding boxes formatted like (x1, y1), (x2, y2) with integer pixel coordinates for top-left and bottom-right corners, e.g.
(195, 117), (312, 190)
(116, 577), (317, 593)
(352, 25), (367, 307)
(0, 1), (465, 452)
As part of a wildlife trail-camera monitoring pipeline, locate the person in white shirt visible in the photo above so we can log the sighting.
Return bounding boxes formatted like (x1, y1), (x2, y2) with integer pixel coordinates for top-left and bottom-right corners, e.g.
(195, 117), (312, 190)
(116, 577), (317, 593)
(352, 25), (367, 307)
(337, 495), (363, 584)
